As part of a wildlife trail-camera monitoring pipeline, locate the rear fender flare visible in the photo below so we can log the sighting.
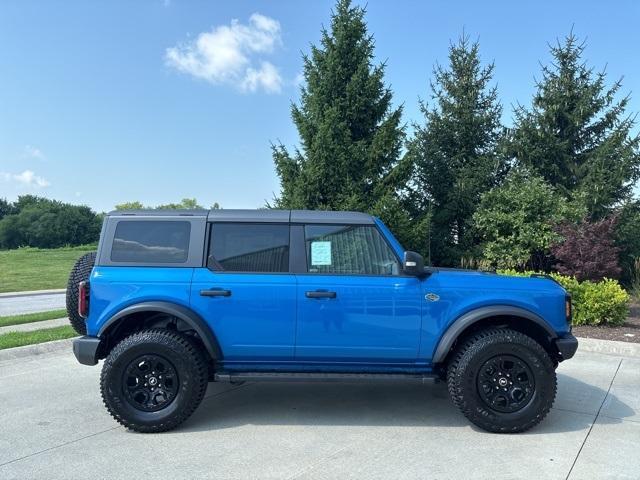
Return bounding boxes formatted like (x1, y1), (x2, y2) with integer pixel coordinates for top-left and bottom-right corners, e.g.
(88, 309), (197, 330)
(98, 301), (222, 360)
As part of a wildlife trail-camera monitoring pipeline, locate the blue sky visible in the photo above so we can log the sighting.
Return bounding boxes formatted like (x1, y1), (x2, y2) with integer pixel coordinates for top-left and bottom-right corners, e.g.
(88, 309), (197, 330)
(1, 0), (639, 212)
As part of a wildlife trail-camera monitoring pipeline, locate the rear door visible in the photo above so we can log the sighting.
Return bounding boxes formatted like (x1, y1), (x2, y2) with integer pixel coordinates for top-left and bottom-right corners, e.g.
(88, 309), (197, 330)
(190, 221), (297, 362)
(294, 223), (422, 363)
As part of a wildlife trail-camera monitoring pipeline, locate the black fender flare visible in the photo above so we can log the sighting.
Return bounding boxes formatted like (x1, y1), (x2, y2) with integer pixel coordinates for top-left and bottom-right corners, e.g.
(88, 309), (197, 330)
(431, 305), (558, 364)
(98, 301), (222, 360)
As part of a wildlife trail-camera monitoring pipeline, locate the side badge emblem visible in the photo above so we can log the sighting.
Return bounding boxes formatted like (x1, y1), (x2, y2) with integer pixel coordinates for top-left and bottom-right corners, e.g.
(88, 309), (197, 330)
(425, 293), (440, 302)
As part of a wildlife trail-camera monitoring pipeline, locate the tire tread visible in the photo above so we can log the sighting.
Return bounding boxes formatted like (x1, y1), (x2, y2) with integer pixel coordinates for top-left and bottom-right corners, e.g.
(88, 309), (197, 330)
(446, 328), (557, 433)
(100, 328), (208, 433)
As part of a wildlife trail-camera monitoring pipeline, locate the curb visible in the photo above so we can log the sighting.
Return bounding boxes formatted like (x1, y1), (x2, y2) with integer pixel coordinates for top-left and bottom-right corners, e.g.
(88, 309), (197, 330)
(0, 317), (69, 335)
(0, 289), (66, 299)
(576, 336), (640, 359)
(0, 337), (76, 363)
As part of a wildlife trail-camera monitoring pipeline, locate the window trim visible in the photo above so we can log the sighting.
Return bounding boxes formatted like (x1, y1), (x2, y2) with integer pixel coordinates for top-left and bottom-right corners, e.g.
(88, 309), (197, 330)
(205, 222), (293, 275)
(97, 217), (205, 268)
(298, 223), (403, 277)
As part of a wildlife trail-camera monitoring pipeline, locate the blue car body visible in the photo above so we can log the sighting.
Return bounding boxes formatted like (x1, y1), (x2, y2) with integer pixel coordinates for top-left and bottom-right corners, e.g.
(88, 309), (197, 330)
(79, 211), (574, 373)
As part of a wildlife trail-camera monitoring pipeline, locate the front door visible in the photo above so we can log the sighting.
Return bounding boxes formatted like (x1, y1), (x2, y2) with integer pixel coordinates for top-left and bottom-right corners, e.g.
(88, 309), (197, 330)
(295, 224), (422, 363)
(190, 222), (296, 362)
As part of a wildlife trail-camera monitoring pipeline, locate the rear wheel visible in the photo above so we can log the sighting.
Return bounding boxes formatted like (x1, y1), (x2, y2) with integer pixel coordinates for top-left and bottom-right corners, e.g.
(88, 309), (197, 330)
(100, 329), (208, 433)
(446, 328), (556, 433)
(65, 251), (96, 335)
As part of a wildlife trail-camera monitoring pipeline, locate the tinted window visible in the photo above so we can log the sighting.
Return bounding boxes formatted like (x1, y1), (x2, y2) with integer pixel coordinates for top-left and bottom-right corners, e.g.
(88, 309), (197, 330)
(305, 225), (400, 275)
(111, 221), (190, 263)
(208, 223), (290, 273)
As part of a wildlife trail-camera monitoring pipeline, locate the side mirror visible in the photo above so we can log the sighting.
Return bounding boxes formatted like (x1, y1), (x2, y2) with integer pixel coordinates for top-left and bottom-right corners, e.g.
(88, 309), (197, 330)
(403, 251), (424, 276)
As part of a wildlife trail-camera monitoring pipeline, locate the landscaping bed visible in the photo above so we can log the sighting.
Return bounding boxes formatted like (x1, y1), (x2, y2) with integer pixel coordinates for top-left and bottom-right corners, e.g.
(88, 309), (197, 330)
(573, 300), (640, 343)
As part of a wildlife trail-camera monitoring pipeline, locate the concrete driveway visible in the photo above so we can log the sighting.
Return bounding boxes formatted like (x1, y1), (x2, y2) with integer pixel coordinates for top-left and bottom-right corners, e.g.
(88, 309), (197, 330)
(0, 346), (638, 480)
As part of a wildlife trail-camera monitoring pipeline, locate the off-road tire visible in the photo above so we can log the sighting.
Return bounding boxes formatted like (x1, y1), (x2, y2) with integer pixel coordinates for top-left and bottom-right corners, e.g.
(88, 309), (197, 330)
(447, 328), (556, 433)
(65, 251), (96, 335)
(100, 329), (208, 433)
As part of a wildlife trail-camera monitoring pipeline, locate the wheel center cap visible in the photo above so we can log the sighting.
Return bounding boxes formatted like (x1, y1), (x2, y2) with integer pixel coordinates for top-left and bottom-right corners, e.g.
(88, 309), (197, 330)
(498, 377), (508, 387)
(148, 377), (158, 386)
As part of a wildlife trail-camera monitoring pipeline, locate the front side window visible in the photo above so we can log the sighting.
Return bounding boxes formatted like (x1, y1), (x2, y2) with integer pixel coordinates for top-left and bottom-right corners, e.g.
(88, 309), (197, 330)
(111, 221), (191, 263)
(208, 223), (290, 273)
(305, 225), (400, 275)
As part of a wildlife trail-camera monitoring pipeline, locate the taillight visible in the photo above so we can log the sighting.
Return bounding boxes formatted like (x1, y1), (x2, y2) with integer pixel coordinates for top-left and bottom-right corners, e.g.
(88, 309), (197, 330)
(78, 281), (89, 318)
(565, 295), (572, 325)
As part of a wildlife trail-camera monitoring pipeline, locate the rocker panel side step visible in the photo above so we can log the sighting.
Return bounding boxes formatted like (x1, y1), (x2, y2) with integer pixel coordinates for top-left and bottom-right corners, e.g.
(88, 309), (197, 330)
(214, 371), (438, 383)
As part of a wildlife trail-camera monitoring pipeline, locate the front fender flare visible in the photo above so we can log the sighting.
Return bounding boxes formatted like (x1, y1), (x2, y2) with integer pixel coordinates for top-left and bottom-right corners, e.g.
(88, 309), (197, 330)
(431, 305), (558, 364)
(98, 301), (222, 360)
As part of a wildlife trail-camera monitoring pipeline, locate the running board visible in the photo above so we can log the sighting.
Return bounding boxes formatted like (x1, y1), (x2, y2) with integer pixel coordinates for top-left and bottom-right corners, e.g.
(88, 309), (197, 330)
(214, 372), (438, 384)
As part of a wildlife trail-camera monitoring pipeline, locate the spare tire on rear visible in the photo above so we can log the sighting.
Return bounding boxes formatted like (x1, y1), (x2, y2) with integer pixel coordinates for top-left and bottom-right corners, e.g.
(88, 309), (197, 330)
(66, 251), (96, 335)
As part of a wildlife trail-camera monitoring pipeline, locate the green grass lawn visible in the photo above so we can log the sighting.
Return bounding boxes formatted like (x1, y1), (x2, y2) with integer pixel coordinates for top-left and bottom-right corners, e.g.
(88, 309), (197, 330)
(0, 325), (77, 350)
(0, 245), (96, 293)
(0, 309), (68, 328)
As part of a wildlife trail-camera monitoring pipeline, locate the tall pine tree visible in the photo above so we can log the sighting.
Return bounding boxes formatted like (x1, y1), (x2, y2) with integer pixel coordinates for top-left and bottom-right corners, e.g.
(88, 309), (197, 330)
(272, 0), (410, 240)
(406, 35), (505, 266)
(510, 32), (640, 218)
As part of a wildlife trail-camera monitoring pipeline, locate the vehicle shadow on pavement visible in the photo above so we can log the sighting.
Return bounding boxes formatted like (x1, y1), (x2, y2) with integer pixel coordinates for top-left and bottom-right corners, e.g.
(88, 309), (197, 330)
(177, 373), (634, 434)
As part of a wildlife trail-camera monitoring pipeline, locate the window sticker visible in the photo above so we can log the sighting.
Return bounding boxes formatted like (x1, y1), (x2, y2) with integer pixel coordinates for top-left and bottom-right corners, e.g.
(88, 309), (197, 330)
(311, 241), (332, 265)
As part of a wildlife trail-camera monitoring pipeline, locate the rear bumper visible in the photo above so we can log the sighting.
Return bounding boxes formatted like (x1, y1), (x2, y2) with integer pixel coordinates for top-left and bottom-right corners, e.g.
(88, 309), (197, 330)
(72, 336), (101, 365)
(554, 333), (578, 360)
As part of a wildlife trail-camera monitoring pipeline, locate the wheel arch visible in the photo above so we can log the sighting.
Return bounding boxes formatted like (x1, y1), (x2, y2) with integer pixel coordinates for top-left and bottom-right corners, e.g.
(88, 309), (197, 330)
(432, 306), (559, 365)
(97, 301), (222, 361)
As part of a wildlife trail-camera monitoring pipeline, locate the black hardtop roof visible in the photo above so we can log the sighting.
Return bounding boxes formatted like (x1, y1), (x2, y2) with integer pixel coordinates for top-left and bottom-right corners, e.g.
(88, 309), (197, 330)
(107, 209), (375, 224)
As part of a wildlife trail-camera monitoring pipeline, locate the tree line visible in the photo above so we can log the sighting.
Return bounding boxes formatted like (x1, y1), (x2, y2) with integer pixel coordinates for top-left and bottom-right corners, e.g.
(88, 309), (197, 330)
(0, 197), (219, 250)
(272, 0), (640, 284)
(0, 196), (101, 249)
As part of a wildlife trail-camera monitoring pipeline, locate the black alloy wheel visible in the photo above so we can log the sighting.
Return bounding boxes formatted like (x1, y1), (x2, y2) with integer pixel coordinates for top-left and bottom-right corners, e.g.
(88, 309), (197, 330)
(476, 354), (535, 413)
(123, 354), (180, 412)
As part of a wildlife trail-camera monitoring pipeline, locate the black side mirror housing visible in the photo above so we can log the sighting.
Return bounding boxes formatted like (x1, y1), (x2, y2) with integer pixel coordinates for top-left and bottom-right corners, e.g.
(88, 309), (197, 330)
(403, 251), (425, 276)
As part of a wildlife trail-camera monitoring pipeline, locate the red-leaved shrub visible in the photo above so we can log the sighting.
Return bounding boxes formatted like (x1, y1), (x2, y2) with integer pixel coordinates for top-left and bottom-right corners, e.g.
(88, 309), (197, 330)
(551, 216), (622, 282)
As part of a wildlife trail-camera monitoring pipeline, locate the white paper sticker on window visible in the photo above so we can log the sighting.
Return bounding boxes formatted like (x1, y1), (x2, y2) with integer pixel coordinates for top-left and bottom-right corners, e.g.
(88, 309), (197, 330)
(311, 241), (332, 265)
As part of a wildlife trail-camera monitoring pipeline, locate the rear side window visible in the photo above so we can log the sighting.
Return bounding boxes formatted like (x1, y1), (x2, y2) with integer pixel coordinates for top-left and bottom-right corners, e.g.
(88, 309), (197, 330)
(111, 221), (191, 263)
(305, 225), (400, 275)
(208, 223), (290, 273)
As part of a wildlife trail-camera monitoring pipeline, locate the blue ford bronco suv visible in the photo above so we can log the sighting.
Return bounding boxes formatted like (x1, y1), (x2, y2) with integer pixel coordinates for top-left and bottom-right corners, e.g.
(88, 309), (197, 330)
(68, 209), (577, 433)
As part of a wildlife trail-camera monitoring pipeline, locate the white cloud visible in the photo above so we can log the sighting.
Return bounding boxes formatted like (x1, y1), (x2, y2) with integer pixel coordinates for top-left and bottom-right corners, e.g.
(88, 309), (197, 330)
(0, 170), (50, 188)
(165, 13), (283, 93)
(24, 145), (45, 160)
(241, 61), (282, 93)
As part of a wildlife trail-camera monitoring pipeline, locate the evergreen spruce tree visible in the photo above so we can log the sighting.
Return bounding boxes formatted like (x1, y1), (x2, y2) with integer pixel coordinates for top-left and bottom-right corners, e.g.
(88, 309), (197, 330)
(406, 35), (505, 266)
(272, 0), (412, 243)
(510, 32), (640, 217)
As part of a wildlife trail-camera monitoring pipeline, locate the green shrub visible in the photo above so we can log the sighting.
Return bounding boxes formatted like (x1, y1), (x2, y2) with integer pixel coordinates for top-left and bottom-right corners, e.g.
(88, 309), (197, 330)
(498, 269), (630, 326)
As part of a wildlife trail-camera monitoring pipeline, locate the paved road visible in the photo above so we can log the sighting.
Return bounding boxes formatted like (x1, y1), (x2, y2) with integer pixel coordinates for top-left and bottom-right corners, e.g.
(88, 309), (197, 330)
(0, 347), (638, 479)
(0, 292), (65, 317)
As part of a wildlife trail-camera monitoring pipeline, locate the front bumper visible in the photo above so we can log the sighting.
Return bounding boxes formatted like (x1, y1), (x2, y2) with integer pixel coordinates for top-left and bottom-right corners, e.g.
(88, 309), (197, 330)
(72, 336), (101, 365)
(554, 333), (578, 360)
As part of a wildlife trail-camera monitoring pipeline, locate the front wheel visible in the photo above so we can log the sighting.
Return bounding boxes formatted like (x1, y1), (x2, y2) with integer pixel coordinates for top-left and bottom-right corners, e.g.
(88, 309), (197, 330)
(100, 329), (208, 433)
(447, 328), (556, 433)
